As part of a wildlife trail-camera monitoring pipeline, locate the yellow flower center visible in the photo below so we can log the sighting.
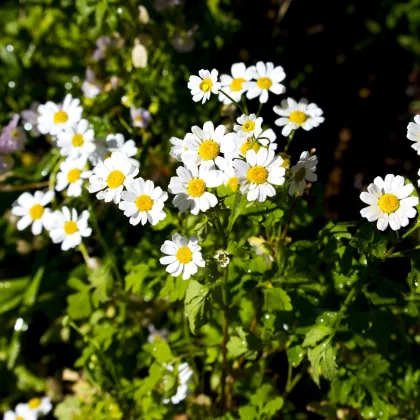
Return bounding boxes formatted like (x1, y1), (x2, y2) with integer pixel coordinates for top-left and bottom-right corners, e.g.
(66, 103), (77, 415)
(247, 166), (269, 184)
(135, 194), (154, 211)
(135, 115), (142, 123)
(64, 221), (78, 235)
(72, 133), (84, 147)
(11, 129), (20, 138)
(378, 193), (399, 214)
(199, 78), (213, 92)
(230, 77), (246, 92)
(289, 111), (307, 126)
(53, 110), (69, 124)
(67, 168), (81, 184)
(227, 176), (239, 192)
(106, 170), (125, 189)
(16, 417), (24, 420)
(257, 77), (272, 89)
(28, 398), (41, 409)
(176, 246), (193, 264)
(187, 179), (206, 197)
(242, 121), (256, 133)
(29, 204), (44, 220)
(240, 139), (260, 155)
(198, 140), (220, 160)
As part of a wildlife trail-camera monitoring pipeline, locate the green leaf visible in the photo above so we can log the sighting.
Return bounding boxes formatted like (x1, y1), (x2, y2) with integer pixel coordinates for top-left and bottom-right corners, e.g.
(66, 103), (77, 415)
(67, 290), (92, 320)
(184, 280), (210, 334)
(145, 337), (173, 364)
(125, 263), (149, 294)
(238, 405), (257, 420)
(262, 288), (292, 312)
(160, 275), (189, 302)
(21, 266), (44, 307)
(287, 345), (305, 368)
(302, 325), (334, 348)
(308, 340), (337, 386)
(227, 336), (247, 358)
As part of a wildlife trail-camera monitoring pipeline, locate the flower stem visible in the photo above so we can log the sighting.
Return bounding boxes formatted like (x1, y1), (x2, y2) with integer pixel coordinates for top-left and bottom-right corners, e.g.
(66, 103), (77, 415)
(221, 265), (230, 410)
(402, 222), (420, 239)
(284, 130), (296, 152)
(48, 156), (63, 191)
(280, 197), (299, 242)
(0, 181), (49, 192)
(78, 242), (91, 266)
(388, 244), (420, 258)
(256, 101), (263, 117)
(219, 89), (245, 113)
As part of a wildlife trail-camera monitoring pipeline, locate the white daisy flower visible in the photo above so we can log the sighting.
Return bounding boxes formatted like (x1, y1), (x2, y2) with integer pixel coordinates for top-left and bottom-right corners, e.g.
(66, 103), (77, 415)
(160, 234), (205, 280)
(37, 94), (83, 136)
(15, 397), (52, 418)
(245, 62), (286, 104)
(218, 62), (251, 104)
(106, 133), (139, 167)
(407, 115), (420, 154)
(360, 174), (419, 231)
(168, 163), (222, 215)
(163, 362), (194, 405)
(273, 97), (325, 137)
(49, 207), (92, 251)
(169, 136), (188, 161)
(257, 128), (278, 151)
(3, 406), (36, 420)
(56, 156), (92, 197)
(233, 148), (285, 202)
(119, 178), (168, 226)
(181, 121), (236, 169)
(187, 69), (220, 104)
(88, 151), (139, 204)
(11, 190), (55, 235)
(56, 119), (96, 159)
(215, 156), (239, 192)
(234, 114), (263, 139)
(289, 151), (318, 196)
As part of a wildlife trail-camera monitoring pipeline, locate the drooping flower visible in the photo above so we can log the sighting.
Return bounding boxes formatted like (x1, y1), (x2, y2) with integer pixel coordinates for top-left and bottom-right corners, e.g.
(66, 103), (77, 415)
(88, 151), (139, 204)
(15, 397), (52, 418)
(106, 133), (139, 167)
(233, 148), (285, 202)
(81, 67), (102, 98)
(49, 207), (92, 251)
(169, 136), (188, 161)
(119, 178), (168, 226)
(21, 102), (40, 137)
(55, 156), (92, 197)
(234, 114), (263, 138)
(11, 191), (55, 235)
(245, 62), (286, 104)
(407, 115), (420, 154)
(162, 362), (193, 404)
(0, 114), (27, 154)
(56, 119), (96, 159)
(273, 98), (324, 137)
(37, 94), (83, 136)
(160, 234), (205, 280)
(360, 174), (419, 231)
(187, 69), (220, 104)
(218, 62), (251, 104)
(168, 163), (222, 215)
(289, 151), (318, 196)
(130, 107), (151, 128)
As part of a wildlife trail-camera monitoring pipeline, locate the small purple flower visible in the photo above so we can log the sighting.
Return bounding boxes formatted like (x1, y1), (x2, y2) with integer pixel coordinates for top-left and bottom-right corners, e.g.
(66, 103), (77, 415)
(0, 115), (27, 154)
(130, 106), (150, 128)
(81, 67), (102, 98)
(0, 155), (13, 174)
(155, 0), (180, 11)
(92, 36), (112, 61)
(21, 102), (40, 137)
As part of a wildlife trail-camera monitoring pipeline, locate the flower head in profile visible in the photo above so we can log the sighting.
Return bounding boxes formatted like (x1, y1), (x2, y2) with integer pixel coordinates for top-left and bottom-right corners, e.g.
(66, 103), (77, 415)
(187, 69), (220, 104)
(182, 121), (236, 168)
(56, 119), (96, 159)
(0, 114), (27, 154)
(234, 114), (263, 138)
(407, 115), (420, 154)
(88, 151), (139, 204)
(162, 362), (193, 404)
(15, 397), (52, 419)
(130, 106), (151, 128)
(119, 178), (168, 226)
(106, 133), (139, 167)
(360, 174), (418, 231)
(50, 207), (92, 251)
(160, 234), (205, 280)
(11, 190), (54, 235)
(289, 151), (318, 196)
(169, 136), (187, 161)
(37, 94), (83, 136)
(168, 163), (222, 215)
(233, 148), (285, 202)
(56, 156), (92, 197)
(81, 68), (102, 98)
(245, 62), (286, 104)
(273, 98), (324, 137)
(218, 63), (251, 104)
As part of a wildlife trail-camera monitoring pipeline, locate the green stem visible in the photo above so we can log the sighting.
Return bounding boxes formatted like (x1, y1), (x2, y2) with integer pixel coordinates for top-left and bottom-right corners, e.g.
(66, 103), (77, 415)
(0, 181), (49, 192)
(284, 130), (295, 153)
(79, 242), (91, 266)
(256, 101), (263, 118)
(48, 157), (62, 192)
(389, 244), (420, 258)
(242, 96), (249, 114)
(221, 266), (230, 410)
(219, 89), (245, 113)
(280, 197), (299, 242)
(402, 223), (420, 239)
(285, 367), (304, 396)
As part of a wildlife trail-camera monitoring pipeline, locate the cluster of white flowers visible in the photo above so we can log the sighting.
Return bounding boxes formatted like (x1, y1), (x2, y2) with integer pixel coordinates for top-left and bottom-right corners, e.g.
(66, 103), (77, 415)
(3, 396), (52, 420)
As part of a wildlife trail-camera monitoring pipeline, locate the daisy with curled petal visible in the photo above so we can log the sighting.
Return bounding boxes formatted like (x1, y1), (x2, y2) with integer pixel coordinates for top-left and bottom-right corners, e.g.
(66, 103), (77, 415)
(218, 62), (251, 104)
(163, 362), (194, 405)
(273, 97), (324, 137)
(215, 156), (239, 192)
(257, 128), (278, 151)
(187, 69), (220, 104)
(288, 151), (318, 196)
(169, 136), (188, 161)
(11, 190), (55, 235)
(56, 156), (92, 197)
(245, 62), (286, 104)
(233, 148), (285, 202)
(16, 397), (52, 418)
(182, 121), (236, 169)
(168, 163), (222, 215)
(56, 119), (96, 159)
(106, 133), (139, 167)
(49, 207), (92, 251)
(160, 234), (205, 280)
(88, 151), (139, 204)
(37, 94), (83, 136)
(360, 174), (419, 231)
(407, 115), (420, 154)
(234, 114), (263, 139)
(3, 406), (36, 420)
(119, 178), (168, 226)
